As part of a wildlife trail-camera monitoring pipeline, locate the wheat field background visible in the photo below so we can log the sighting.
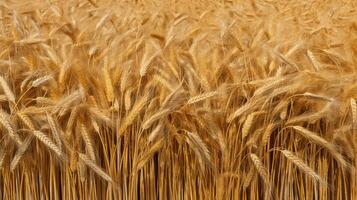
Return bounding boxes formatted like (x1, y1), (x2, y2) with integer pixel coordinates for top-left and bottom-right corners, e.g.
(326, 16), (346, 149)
(0, 0), (356, 199)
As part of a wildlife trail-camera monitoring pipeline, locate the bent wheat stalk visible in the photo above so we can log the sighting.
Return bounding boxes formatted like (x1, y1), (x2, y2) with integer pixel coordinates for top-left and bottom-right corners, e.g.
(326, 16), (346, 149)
(79, 153), (113, 183)
(280, 149), (323, 183)
(291, 126), (348, 168)
(32, 130), (63, 158)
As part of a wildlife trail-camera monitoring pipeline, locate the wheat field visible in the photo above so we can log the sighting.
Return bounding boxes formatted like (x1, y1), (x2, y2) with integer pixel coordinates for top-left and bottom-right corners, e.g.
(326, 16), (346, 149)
(0, 0), (356, 199)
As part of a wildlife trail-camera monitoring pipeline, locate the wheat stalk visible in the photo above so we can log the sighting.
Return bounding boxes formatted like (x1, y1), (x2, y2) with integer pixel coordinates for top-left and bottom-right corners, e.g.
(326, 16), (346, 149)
(10, 135), (33, 171)
(103, 62), (114, 102)
(291, 126), (347, 168)
(32, 130), (63, 158)
(118, 93), (149, 135)
(249, 153), (269, 185)
(66, 106), (79, 132)
(262, 123), (276, 146)
(81, 124), (96, 161)
(124, 88), (133, 111)
(185, 131), (211, 170)
(307, 50), (321, 71)
(0, 139), (8, 169)
(142, 108), (171, 130)
(280, 149), (323, 183)
(0, 76), (15, 103)
(17, 112), (35, 130)
(136, 137), (165, 171)
(0, 110), (22, 145)
(187, 91), (218, 105)
(148, 123), (163, 142)
(69, 150), (78, 172)
(31, 74), (53, 88)
(242, 114), (255, 139)
(243, 167), (257, 189)
(46, 112), (62, 151)
(79, 153), (113, 183)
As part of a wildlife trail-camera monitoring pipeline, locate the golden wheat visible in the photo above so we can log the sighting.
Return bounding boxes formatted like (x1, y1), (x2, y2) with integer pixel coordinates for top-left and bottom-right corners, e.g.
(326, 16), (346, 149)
(0, 0), (356, 199)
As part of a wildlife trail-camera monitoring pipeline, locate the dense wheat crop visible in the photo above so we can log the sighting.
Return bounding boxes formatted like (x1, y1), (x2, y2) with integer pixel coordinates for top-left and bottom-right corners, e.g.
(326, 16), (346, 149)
(0, 0), (356, 199)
